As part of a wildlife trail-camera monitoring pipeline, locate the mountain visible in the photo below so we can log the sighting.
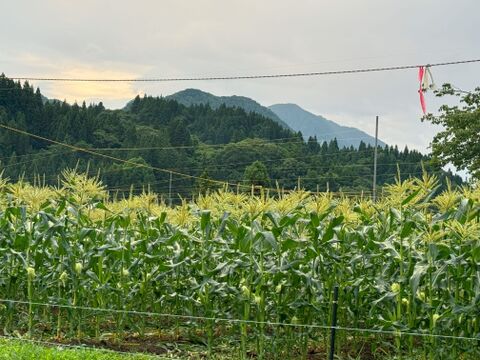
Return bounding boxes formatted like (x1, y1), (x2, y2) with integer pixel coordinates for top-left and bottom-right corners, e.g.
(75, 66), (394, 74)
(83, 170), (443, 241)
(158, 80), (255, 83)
(166, 89), (291, 130)
(269, 103), (386, 148)
(167, 89), (384, 149)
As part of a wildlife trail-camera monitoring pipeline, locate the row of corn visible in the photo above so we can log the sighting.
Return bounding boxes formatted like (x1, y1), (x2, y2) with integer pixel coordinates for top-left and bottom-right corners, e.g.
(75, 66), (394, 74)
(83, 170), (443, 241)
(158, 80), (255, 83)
(0, 170), (479, 359)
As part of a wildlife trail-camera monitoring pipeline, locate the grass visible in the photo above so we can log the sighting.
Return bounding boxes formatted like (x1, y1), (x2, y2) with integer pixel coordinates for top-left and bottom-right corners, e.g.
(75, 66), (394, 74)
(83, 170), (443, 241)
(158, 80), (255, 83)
(0, 339), (159, 360)
(3, 338), (473, 360)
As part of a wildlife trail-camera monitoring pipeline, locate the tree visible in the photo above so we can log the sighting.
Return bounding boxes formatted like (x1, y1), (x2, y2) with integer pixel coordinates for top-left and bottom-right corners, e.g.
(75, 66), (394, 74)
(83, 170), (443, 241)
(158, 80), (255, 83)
(194, 170), (216, 195)
(106, 157), (156, 191)
(423, 84), (480, 179)
(307, 136), (320, 153)
(168, 116), (192, 146)
(243, 161), (270, 187)
(328, 139), (339, 153)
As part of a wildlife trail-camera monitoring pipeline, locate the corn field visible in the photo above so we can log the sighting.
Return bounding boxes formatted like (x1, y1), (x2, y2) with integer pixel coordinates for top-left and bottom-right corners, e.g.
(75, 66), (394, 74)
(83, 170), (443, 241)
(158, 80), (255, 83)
(0, 170), (479, 359)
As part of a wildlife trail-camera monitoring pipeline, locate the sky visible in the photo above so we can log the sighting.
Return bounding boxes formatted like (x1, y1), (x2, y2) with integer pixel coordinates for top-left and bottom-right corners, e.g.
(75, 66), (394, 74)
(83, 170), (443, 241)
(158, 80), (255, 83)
(1, 0), (479, 154)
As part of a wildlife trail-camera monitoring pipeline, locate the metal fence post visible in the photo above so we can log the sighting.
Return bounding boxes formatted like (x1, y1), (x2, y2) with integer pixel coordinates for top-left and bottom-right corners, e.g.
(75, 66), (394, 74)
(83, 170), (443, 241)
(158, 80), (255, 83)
(328, 285), (339, 360)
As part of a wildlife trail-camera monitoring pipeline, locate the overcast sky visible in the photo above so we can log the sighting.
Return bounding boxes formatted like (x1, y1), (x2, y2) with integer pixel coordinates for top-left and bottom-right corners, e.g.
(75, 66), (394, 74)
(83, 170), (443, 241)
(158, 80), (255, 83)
(1, 0), (479, 153)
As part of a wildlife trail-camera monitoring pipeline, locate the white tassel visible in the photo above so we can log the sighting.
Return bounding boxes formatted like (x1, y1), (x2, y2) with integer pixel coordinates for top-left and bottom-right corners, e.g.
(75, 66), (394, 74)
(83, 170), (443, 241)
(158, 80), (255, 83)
(426, 67), (436, 90)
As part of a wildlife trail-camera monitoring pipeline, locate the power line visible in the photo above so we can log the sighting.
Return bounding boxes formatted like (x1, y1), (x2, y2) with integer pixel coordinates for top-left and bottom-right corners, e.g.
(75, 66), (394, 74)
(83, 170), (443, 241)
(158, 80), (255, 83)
(94, 139), (301, 151)
(10, 158), (428, 187)
(92, 137), (382, 153)
(0, 146), (434, 197)
(12, 160), (425, 193)
(166, 158), (426, 173)
(107, 170), (425, 193)
(92, 130), (388, 151)
(0, 132), (387, 157)
(115, 186), (372, 195)
(0, 149), (75, 162)
(0, 139), (426, 176)
(97, 147), (408, 172)
(8, 59), (480, 82)
(84, 146), (392, 171)
(2, 149), (432, 195)
(0, 150), (76, 169)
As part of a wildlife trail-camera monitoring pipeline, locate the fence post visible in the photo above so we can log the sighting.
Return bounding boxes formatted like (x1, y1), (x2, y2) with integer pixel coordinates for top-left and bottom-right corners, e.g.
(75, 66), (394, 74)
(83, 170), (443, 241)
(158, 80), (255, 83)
(168, 171), (173, 207)
(328, 285), (339, 360)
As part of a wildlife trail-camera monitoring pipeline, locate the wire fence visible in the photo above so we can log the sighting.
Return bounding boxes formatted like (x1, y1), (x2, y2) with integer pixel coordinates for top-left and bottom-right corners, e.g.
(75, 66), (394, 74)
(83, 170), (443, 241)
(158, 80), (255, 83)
(1, 298), (478, 342)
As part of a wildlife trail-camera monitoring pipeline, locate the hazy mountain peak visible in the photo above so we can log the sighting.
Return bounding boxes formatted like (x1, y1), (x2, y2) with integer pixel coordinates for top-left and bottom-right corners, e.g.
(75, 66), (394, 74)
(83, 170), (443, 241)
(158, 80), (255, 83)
(269, 103), (385, 148)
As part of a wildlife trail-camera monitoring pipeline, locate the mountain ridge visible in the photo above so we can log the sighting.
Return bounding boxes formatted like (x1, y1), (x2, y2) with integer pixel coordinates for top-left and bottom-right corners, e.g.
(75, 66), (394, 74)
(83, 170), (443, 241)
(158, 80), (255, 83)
(168, 89), (384, 148)
(166, 88), (291, 130)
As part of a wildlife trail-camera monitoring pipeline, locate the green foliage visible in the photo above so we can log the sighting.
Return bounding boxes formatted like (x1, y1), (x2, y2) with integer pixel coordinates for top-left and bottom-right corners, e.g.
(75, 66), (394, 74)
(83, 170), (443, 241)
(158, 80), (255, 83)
(105, 157), (156, 191)
(423, 84), (480, 179)
(166, 88), (291, 129)
(243, 160), (270, 187)
(194, 170), (217, 195)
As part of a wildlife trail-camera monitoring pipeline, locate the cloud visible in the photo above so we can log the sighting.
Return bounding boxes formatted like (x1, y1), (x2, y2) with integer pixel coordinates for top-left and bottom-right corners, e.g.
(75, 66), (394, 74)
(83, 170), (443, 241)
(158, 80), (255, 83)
(2, 52), (149, 107)
(42, 67), (139, 107)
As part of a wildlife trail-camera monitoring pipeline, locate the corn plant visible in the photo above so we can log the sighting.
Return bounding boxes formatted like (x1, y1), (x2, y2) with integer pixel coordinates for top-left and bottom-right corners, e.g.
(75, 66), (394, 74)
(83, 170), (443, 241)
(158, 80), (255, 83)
(0, 171), (479, 359)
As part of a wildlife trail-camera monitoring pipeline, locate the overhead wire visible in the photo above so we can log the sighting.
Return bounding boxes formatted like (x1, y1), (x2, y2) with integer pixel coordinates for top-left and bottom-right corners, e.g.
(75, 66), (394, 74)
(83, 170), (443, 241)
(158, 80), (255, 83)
(11, 160), (421, 194)
(0, 148), (76, 162)
(92, 144), (420, 174)
(159, 158), (427, 174)
(0, 150), (77, 169)
(9, 157), (429, 187)
(7, 59), (480, 82)
(91, 129), (389, 151)
(33, 131), (381, 157)
(0, 137), (436, 199)
(92, 147), (390, 172)
(0, 139), (426, 176)
(107, 170), (426, 193)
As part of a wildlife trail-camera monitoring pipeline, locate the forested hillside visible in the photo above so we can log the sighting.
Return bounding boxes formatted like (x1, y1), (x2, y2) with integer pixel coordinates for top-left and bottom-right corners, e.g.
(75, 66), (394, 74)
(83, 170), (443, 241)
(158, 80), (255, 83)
(0, 74), (462, 199)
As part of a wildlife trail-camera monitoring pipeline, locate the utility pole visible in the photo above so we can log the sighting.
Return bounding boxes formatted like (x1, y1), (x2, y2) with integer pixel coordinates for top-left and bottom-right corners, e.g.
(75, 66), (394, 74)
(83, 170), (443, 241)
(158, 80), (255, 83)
(373, 116), (379, 202)
(168, 171), (173, 207)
